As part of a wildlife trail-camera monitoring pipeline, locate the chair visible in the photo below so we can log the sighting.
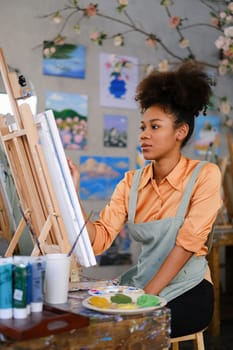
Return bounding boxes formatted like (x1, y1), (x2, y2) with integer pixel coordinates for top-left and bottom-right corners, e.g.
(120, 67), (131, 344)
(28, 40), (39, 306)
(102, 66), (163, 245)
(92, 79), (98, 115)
(170, 330), (205, 350)
(207, 137), (233, 336)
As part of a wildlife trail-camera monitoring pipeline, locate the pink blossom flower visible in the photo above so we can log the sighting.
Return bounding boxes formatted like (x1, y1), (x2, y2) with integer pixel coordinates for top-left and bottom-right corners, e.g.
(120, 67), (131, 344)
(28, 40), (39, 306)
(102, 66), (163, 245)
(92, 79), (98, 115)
(158, 60), (169, 72)
(73, 24), (81, 34)
(56, 118), (63, 125)
(161, 0), (174, 6)
(113, 34), (124, 46)
(220, 12), (226, 19)
(85, 3), (97, 17)
(168, 16), (181, 28)
(226, 15), (233, 24)
(144, 64), (154, 75)
(105, 62), (112, 69)
(119, 0), (128, 5)
(223, 48), (233, 58)
(225, 118), (233, 127)
(52, 12), (63, 24)
(220, 100), (231, 115)
(228, 2), (233, 13)
(65, 117), (72, 124)
(219, 65), (228, 75)
(145, 36), (157, 48)
(43, 48), (51, 57)
(179, 38), (189, 48)
(90, 31), (99, 41)
(61, 132), (72, 144)
(74, 134), (84, 143)
(54, 35), (66, 45)
(215, 36), (226, 49)
(224, 26), (233, 37)
(211, 17), (219, 27)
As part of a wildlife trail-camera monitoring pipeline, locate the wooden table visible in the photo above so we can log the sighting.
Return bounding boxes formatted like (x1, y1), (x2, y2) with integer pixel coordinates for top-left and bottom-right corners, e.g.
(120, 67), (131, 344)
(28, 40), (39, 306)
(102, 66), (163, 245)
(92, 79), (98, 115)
(208, 228), (233, 336)
(0, 290), (171, 350)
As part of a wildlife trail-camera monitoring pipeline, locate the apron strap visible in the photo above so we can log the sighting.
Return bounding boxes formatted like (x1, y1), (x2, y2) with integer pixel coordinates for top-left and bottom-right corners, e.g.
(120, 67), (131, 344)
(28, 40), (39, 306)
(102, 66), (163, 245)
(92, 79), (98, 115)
(128, 168), (143, 223)
(176, 161), (208, 219)
(128, 161), (208, 223)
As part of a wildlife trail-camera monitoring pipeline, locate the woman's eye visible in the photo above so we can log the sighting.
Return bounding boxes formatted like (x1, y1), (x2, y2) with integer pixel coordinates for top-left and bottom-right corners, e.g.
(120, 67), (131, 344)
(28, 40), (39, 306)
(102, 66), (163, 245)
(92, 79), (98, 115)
(151, 124), (158, 129)
(140, 126), (145, 131)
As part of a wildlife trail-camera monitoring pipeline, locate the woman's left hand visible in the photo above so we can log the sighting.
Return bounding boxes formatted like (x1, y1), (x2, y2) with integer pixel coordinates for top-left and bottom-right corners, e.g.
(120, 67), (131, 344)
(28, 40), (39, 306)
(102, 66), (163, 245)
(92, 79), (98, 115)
(67, 158), (80, 193)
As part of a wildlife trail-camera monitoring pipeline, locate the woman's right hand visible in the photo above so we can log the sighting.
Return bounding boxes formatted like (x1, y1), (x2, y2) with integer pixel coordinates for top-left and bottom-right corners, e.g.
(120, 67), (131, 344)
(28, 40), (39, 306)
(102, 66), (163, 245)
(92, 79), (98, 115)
(67, 158), (80, 193)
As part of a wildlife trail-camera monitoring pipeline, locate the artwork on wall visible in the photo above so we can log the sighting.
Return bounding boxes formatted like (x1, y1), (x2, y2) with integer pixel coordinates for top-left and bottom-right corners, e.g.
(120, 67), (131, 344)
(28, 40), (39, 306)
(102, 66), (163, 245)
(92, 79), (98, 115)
(98, 224), (132, 265)
(136, 145), (151, 169)
(86, 209), (132, 266)
(103, 114), (128, 148)
(194, 115), (221, 157)
(43, 42), (86, 79)
(45, 90), (88, 150)
(79, 156), (129, 200)
(100, 53), (138, 109)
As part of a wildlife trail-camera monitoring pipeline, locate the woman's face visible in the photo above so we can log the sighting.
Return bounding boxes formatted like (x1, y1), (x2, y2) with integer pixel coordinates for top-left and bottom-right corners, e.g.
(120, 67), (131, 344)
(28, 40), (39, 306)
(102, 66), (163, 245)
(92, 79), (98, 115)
(139, 105), (186, 161)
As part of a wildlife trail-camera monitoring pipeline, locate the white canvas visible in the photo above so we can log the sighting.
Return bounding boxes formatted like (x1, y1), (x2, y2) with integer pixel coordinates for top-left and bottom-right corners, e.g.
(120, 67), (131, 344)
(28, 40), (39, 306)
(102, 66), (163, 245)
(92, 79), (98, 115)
(35, 110), (96, 267)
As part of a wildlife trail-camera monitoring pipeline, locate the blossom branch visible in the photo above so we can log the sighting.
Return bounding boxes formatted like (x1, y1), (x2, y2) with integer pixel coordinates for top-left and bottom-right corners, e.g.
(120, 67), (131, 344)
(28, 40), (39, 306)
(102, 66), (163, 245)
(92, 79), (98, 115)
(38, 0), (233, 124)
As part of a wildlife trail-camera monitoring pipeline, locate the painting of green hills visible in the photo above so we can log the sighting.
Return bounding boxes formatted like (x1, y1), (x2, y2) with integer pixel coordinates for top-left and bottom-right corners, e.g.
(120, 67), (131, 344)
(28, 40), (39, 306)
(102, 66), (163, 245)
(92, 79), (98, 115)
(45, 90), (88, 150)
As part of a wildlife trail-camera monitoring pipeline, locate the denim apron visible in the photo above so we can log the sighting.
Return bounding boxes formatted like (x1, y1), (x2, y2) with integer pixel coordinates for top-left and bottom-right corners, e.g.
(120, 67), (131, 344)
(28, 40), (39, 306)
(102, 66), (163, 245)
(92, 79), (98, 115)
(120, 161), (208, 302)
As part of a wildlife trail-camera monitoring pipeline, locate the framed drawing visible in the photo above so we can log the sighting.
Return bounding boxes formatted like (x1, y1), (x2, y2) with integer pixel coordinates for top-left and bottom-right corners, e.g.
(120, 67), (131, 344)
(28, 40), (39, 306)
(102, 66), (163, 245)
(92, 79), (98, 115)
(43, 42), (86, 79)
(100, 53), (138, 109)
(45, 90), (88, 150)
(103, 114), (128, 148)
(194, 115), (221, 157)
(79, 156), (129, 200)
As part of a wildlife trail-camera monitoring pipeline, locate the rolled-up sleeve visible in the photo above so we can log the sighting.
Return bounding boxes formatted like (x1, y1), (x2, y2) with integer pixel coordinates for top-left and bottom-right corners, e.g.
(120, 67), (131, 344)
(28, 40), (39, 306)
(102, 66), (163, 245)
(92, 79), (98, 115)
(92, 172), (132, 255)
(176, 162), (222, 255)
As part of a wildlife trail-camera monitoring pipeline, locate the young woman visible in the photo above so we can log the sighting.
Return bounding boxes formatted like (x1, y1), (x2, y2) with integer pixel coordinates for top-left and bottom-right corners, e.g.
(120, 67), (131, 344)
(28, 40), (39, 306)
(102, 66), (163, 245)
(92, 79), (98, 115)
(68, 62), (222, 337)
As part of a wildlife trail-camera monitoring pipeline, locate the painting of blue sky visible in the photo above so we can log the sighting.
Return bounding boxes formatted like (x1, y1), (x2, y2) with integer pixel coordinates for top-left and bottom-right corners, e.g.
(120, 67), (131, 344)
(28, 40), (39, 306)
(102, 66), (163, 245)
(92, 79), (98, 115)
(79, 156), (129, 200)
(43, 43), (86, 79)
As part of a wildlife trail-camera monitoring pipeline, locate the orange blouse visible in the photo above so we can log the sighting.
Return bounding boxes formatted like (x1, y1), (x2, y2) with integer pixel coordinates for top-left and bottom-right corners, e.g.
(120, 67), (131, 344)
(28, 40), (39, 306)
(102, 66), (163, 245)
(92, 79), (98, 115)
(92, 155), (222, 259)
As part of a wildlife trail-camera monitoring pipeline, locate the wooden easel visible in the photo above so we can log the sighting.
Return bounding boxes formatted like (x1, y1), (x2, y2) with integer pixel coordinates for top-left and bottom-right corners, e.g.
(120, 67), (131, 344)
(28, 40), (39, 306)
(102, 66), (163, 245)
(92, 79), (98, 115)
(0, 48), (80, 280)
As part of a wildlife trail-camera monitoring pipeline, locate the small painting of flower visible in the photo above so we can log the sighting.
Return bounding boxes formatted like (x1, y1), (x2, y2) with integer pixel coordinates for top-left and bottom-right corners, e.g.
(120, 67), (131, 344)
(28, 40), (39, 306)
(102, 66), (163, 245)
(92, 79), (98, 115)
(100, 53), (138, 109)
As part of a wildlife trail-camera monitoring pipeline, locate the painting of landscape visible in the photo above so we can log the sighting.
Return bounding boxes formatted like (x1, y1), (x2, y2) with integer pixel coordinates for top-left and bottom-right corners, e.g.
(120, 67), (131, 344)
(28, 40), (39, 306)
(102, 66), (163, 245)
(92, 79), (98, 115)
(79, 156), (129, 200)
(103, 114), (128, 148)
(43, 42), (86, 79)
(45, 90), (88, 150)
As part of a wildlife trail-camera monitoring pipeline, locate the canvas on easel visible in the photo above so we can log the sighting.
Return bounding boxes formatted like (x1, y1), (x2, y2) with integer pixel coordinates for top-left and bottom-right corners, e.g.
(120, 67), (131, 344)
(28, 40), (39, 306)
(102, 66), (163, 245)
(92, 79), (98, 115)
(35, 110), (95, 266)
(0, 47), (96, 271)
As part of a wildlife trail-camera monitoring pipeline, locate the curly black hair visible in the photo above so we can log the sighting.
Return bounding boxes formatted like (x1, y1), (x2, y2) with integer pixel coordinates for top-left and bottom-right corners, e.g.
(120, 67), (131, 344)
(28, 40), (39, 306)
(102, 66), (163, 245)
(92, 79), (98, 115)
(135, 61), (212, 146)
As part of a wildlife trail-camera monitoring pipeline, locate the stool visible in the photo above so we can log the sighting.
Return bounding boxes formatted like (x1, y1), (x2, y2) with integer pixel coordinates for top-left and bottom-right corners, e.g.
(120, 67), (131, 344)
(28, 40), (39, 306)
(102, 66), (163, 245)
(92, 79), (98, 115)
(170, 330), (205, 350)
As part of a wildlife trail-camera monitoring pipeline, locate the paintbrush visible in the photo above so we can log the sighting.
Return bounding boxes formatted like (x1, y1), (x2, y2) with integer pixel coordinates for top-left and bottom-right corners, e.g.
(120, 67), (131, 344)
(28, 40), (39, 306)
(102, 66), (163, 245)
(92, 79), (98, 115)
(67, 210), (93, 257)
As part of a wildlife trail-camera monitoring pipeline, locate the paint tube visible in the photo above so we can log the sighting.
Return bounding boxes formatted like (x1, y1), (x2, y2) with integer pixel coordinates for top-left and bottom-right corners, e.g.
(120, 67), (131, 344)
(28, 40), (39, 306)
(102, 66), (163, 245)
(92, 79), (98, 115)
(26, 260), (32, 315)
(13, 256), (32, 315)
(13, 258), (28, 319)
(0, 257), (13, 319)
(30, 256), (45, 312)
